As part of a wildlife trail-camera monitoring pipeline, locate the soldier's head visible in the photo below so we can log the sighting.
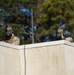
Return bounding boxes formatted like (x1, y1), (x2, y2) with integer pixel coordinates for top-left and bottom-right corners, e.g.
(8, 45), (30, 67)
(5, 26), (13, 40)
(57, 27), (63, 33)
(7, 26), (13, 34)
(57, 27), (64, 37)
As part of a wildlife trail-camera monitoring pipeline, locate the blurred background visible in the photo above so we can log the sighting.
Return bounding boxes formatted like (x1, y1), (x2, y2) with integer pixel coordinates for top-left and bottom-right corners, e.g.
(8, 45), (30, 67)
(0, 0), (74, 45)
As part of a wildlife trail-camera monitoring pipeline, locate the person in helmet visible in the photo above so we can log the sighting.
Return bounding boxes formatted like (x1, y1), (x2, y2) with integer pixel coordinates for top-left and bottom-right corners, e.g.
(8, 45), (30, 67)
(56, 27), (73, 42)
(4, 26), (20, 45)
(56, 27), (65, 40)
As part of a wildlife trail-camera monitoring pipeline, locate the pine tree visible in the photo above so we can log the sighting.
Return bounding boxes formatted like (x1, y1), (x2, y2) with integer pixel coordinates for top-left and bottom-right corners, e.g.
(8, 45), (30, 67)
(36, 0), (74, 41)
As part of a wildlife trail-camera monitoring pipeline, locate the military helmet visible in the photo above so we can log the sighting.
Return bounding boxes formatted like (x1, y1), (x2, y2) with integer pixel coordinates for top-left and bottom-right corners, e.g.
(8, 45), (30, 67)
(7, 26), (12, 31)
(57, 27), (63, 33)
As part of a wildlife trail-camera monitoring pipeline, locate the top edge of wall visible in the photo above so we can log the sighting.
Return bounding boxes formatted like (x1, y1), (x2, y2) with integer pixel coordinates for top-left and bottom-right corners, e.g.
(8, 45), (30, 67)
(0, 40), (73, 50)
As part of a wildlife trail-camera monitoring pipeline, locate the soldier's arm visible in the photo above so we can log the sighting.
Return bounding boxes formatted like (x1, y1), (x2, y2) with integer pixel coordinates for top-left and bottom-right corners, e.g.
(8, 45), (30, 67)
(61, 32), (65, 39)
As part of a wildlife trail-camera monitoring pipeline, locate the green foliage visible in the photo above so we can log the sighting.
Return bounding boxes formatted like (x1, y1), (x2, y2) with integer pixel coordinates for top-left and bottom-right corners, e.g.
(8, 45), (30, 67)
(0, 0), (74, 44)
(37, 0), (74, 41)
(0, 0), (37, 9)
(0, 26), (5, 41)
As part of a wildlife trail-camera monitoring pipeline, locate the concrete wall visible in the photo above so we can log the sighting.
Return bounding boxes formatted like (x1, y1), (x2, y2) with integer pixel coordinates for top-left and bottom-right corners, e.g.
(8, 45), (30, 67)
(0, 42), (20, 75)
(0, 40), (74, 75)
(64, 45), (74, 75)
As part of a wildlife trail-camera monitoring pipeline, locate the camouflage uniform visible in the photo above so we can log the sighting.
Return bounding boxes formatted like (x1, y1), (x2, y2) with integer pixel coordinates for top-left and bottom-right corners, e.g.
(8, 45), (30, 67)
(5, 26), (20, 45)
(57, 27), (73, 42)
(7, 34), (20, 45)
